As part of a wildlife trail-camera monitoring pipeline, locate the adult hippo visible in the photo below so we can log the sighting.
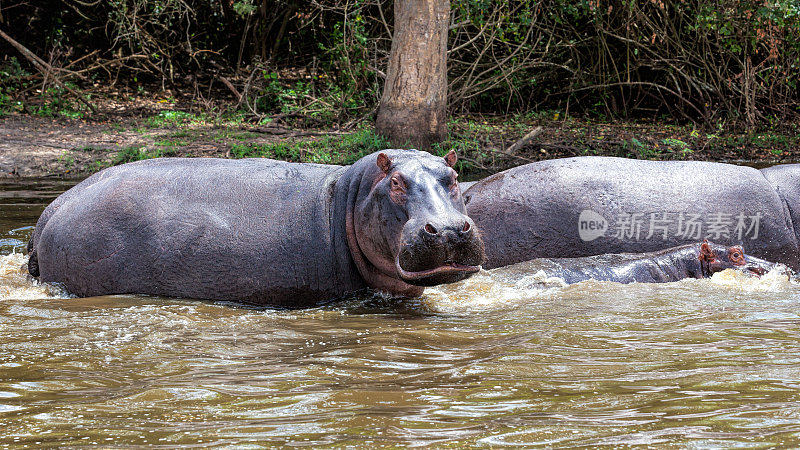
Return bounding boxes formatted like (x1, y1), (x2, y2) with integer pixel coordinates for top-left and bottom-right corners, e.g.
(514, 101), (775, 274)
(27, 150), (486, 307)
(463, 156), (799, 270)
(495, 240), (788, 288)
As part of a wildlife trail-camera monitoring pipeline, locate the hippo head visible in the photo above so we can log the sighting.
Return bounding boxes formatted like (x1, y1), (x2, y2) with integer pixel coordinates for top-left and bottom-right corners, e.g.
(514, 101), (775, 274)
(345, 149), (486, 296)
(698, 240), (787, 278)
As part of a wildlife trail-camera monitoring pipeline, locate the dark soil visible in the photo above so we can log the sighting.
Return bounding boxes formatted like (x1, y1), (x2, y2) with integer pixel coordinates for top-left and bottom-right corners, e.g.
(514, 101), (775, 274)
(0, 114), (286, 178)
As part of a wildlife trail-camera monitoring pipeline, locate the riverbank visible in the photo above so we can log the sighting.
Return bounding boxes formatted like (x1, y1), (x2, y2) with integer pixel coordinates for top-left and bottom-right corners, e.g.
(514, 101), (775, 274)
(1, 109), (799, 179)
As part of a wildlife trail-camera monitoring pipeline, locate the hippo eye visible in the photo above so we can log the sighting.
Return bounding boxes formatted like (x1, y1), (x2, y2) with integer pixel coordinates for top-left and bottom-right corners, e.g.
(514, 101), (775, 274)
(449, 180), (459, 192)
(728, 248), (745, 266)
(388, 174), (407, 205)
(448, 173), (459, 192)
(389, 174), (406, 192)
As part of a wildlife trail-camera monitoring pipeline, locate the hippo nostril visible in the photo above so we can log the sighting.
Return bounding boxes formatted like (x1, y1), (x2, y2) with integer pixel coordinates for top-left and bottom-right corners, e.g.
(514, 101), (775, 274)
(462, 221), (471, 233)
(424, 223), (437, 235)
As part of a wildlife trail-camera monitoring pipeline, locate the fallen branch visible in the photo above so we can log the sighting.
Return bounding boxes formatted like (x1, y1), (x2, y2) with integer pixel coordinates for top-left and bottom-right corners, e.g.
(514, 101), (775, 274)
(486, 147), (537, 163)
(458, 154), (490, 171)
(505, 126), (543, 154)
(480, 126), (544, 163)
(217, 75), (242, 102)
(0, 28), (97, 114)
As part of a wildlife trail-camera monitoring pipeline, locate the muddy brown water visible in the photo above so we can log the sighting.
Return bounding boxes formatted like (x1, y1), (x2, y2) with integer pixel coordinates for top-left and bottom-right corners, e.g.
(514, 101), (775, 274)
(2, 179), (800, 447)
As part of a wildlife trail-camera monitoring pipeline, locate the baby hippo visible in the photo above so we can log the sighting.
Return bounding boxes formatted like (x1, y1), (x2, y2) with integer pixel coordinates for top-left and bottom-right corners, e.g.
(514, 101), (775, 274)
(496, 240), (790, 286)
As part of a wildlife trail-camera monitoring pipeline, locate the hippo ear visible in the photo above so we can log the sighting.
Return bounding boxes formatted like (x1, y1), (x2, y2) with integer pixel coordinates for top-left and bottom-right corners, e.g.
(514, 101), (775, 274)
(444, 150), (458, 168)
(699, 239), (716, 263)
(376, 152), (392, 174)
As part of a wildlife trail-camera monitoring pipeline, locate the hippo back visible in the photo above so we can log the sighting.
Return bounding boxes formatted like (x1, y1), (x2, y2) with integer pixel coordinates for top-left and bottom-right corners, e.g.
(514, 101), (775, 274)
(464, 156), (799, 269)
(32, 157), (363, 306)
(761, 164), (800, 246)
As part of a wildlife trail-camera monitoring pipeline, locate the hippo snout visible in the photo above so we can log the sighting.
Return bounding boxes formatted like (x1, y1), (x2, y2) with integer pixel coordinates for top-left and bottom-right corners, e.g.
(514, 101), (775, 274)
(421, 216), (475, 237)
(744, 259), (791, 278)
(395, 215), (486, 287)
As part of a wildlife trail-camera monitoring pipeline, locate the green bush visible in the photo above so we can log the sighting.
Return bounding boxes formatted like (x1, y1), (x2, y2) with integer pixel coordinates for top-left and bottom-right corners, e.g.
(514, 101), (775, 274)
(2, 0), (798, 125)
(230, 127), (389, 164)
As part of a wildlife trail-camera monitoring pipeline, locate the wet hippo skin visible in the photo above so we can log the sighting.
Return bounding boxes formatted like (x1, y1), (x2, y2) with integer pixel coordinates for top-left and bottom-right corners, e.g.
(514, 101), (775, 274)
(464, 156), (799, 270)
(760, 164), (800, 247)
(28, 150), (485, 307)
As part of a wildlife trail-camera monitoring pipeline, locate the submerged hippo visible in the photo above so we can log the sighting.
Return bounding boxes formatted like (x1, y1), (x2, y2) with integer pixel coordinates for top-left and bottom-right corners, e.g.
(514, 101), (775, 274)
(27, 150), (486, 307)
(495, 240), (787, 287)
(464, 157), (800, 270)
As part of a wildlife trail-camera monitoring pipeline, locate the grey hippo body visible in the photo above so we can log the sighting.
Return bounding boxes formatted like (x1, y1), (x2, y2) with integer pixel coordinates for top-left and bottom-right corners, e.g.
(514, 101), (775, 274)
(28, 150), (485, 307)
(761, 163), (800, 244)
(464, 156), (800, 270)
(495, 241), (785, 287)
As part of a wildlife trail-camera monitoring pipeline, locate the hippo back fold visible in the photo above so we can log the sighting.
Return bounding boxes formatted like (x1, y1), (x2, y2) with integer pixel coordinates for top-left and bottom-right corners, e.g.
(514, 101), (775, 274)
(760, 164), (800, 248)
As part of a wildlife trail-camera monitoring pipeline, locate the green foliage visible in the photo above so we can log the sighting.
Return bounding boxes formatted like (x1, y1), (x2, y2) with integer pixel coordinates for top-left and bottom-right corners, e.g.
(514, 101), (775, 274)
(446, 0), (800, 123)
(232, 0), (257, 17)
(0, 88), (13, 117)
(229, 127), (389, 165)
(0, 57), (29, 115)
(0, 57), (90, 118)
(661, 138), (692, 155)
(109, 145), (179, 166)
(143, 110), (205, 127)
(4, 0), (799, 126)
(245, 2), (383, 125)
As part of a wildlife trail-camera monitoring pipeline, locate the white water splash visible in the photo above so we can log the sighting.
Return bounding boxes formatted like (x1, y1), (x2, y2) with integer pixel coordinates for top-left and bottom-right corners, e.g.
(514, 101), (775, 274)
(422, 265), (796, 313)
(512, 270), (570, 290)
(709, 267), (795, 292)
(421, 269), (565, 313)
(0, 253), (71, 300)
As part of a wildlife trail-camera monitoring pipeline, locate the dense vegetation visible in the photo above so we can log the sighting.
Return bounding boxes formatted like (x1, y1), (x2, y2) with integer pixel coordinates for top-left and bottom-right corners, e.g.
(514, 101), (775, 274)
(1, 0), (799, 128)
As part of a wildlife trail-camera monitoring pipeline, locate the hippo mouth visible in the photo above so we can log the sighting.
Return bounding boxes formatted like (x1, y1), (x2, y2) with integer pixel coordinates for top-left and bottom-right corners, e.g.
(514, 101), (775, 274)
(743, 262), (792, 279)
(394, 254), (481, 284)
(745, 266), (767, 277)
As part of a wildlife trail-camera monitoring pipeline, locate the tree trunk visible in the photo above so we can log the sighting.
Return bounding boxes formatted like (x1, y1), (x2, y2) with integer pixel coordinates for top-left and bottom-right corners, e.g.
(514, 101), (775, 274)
(376, 0), (449, 150)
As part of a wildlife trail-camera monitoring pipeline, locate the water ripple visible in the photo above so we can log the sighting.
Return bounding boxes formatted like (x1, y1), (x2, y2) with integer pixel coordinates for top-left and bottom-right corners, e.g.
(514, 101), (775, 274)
(3, 184), (800, 446)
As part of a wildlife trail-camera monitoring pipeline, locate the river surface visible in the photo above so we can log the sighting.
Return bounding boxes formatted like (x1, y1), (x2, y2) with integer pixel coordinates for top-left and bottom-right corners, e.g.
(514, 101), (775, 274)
(2, 179), (800, 447)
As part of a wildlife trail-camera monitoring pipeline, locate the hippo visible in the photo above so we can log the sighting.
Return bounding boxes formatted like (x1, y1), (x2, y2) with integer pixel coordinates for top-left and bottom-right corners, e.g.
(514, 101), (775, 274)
(463, 156), (800, 270)
(494, 240), (788, 288)
(27, 150), (486, 307)
(761, 163), (800, 245)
